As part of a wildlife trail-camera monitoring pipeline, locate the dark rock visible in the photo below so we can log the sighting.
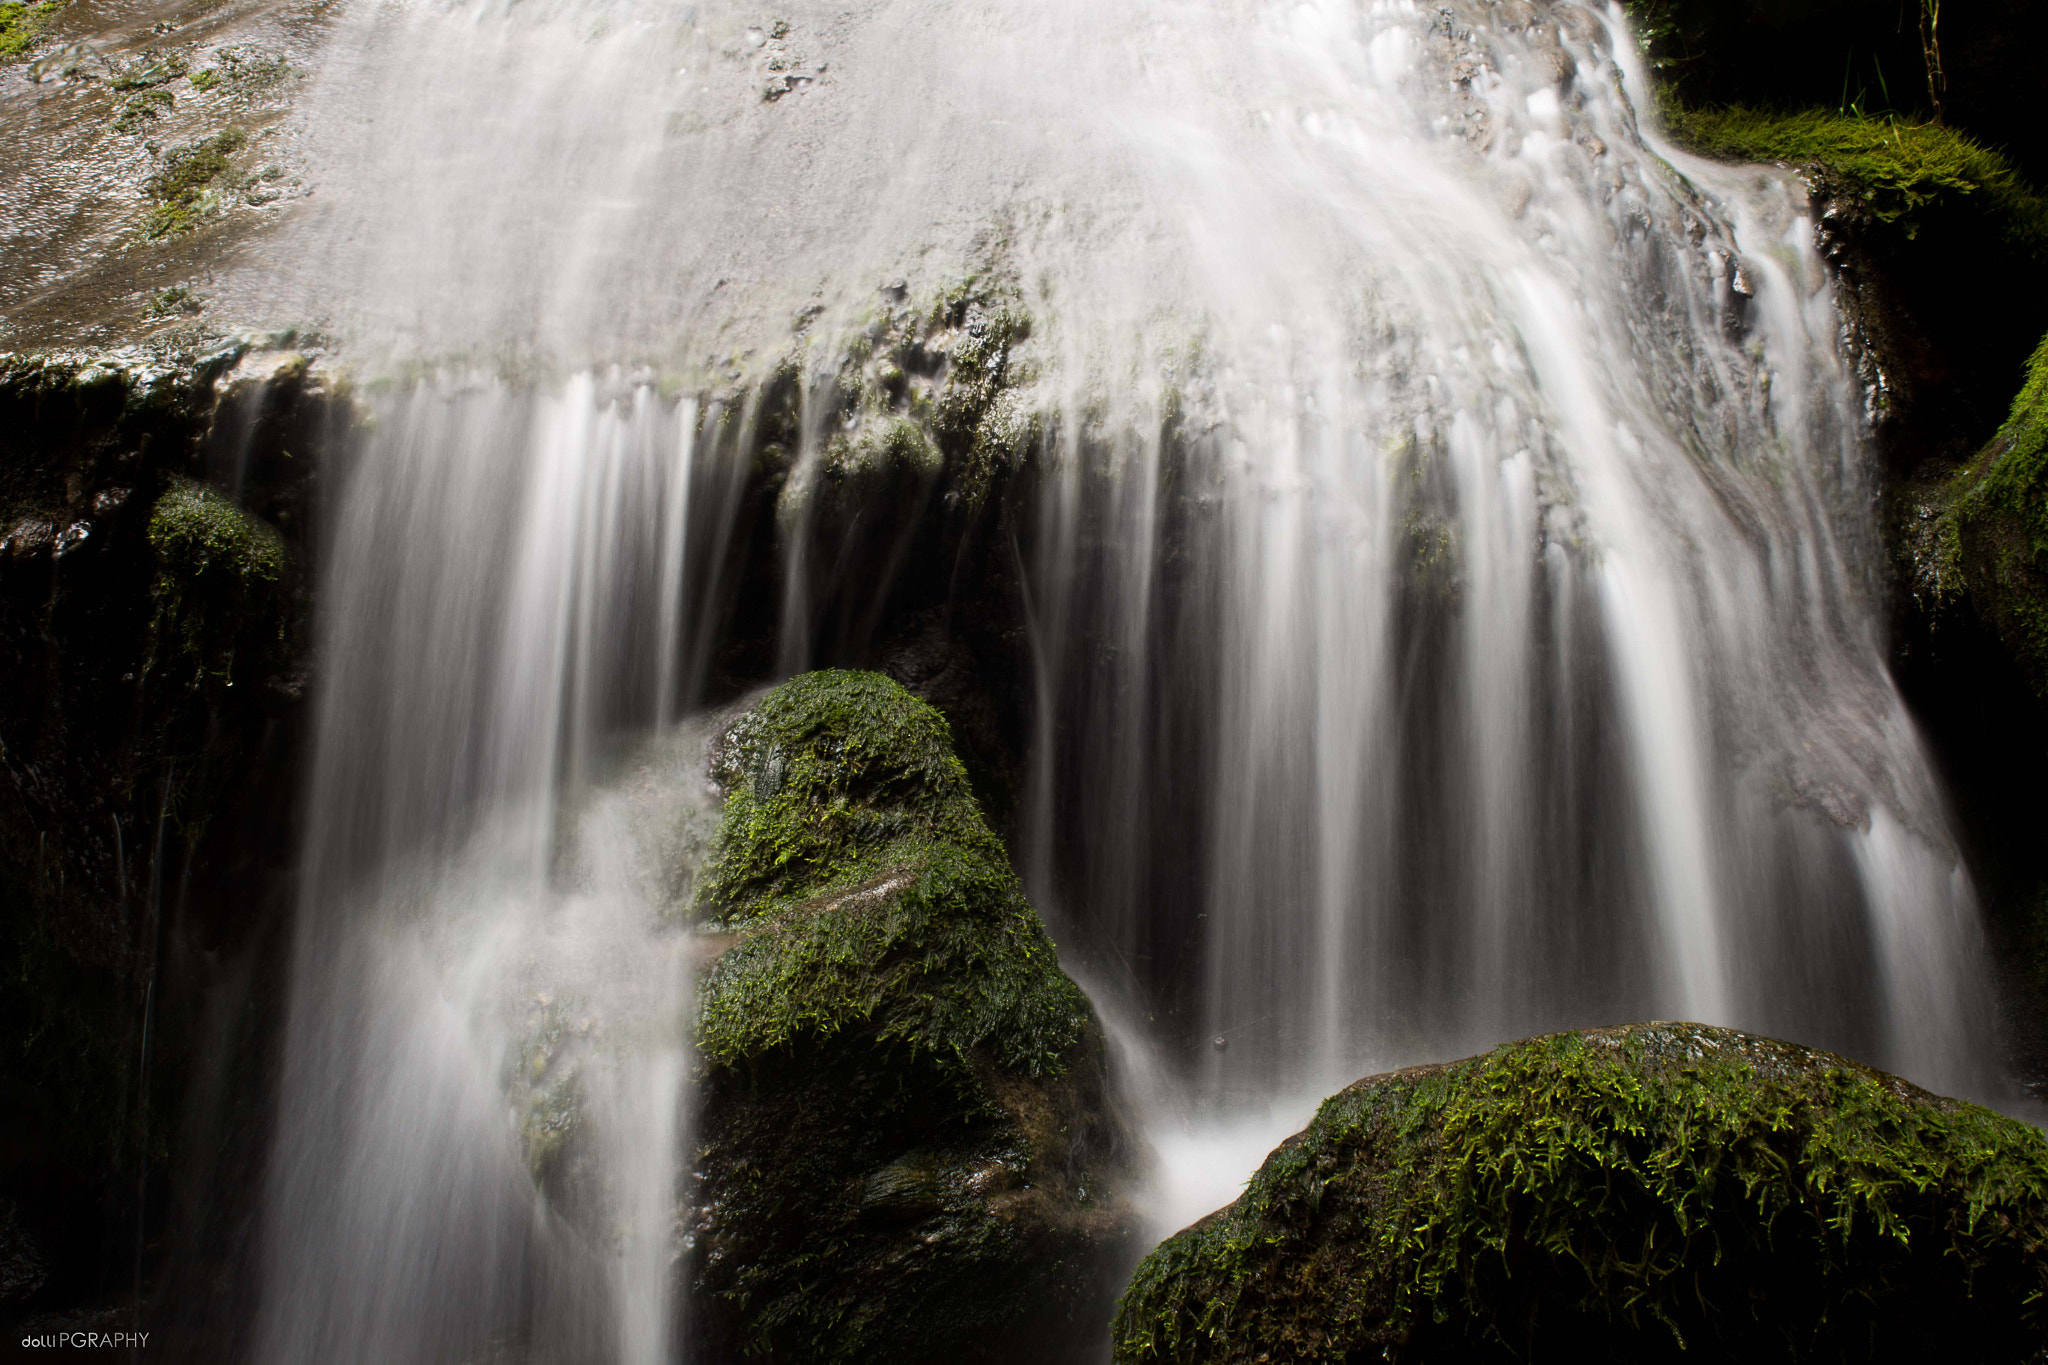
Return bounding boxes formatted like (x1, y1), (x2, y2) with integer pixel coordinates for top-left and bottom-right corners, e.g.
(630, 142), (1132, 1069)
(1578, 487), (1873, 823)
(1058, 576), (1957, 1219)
(0, 343), (341, 1336)
(687, 669), (1139, 1365)
(1622, 1), (2048, 185)
(1114, 1022), (2048, 1364)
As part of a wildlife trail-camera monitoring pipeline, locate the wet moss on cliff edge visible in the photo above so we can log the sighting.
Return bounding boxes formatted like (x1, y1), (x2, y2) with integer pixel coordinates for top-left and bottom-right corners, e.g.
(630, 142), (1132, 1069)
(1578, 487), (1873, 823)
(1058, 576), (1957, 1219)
(1662, 103), (2048, 249)
(144, 475), (286, 684)
(1114, 1022), (2048, 1363)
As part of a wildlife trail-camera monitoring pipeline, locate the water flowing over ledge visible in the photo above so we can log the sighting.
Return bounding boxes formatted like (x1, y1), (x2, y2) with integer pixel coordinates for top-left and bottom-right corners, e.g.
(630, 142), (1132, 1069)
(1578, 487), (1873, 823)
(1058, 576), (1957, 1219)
(243, 0), (2002, 1360)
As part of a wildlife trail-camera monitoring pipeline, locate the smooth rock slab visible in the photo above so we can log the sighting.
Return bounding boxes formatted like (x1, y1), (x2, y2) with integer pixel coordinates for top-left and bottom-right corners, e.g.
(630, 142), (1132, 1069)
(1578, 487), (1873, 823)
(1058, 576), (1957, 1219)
(1114, 1022), (2048, 1364)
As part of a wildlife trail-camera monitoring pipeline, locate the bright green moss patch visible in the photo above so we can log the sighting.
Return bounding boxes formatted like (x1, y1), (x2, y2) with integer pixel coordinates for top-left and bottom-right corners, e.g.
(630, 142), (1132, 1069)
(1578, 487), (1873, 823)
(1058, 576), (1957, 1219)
(1114, 1022), (2048, 1363)
(694, 670), (1089, 1080)
(147, 477), (285, 680)
(687, 671), (1132, 1365)
(0, 0), (66, 60)
(1665, 104), (2048, 248)
(1937, 332), (2048, 694)
(697, 668), (993, 922)
(148, 476), (282, 586)
(143, 128), (248, 239)
(1959, 331), (2048, 562)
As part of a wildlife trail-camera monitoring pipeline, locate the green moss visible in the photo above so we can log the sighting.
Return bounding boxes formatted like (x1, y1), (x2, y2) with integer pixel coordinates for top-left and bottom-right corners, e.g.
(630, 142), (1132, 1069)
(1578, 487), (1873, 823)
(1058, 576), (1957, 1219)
(146, 286), (202, 319)
(0, 0), (66, 60)
(832, 415), (941, 480)
(505, 991), (591, 1194)
(1114, 1022), (2048, 1362)
(142, 128), (248, 240)
(688, 671), (1132, 1365)
(924, 283), (1037, 494)
(1663, 103), (2048, 249)
(1959, 331), (2048, 560)
(114, 87), (174, 132)
(148, 476), (282, 585)
(809, 277), (1037, 512)
(694, 670), (1088, 1081)
(1937, 332), (2048, 693)
(146, 477), (285, 683)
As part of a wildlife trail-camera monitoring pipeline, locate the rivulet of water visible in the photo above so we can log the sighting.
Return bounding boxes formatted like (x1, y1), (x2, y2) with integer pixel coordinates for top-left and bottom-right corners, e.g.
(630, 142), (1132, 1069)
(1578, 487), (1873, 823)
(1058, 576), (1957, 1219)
(253, 0), (2000, 1357)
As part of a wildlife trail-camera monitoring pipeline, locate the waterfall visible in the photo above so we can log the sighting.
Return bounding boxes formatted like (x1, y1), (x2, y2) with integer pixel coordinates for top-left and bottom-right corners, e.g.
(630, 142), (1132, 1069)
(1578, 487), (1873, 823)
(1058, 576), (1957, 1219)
(253, 0), (1998, 1357)
(259, 382), (729, 1363)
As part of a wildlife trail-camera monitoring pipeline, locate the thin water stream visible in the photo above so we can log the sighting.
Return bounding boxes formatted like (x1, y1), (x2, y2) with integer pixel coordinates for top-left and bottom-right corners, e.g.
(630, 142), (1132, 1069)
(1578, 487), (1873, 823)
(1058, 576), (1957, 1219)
(253, 0), (1998, 1358)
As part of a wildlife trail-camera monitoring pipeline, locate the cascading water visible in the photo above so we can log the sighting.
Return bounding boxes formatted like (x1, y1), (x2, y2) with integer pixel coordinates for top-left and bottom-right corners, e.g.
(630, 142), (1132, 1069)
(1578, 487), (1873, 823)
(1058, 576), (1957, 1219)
(252, 0), (2000, 1358)
(259, 383), (731, 1363)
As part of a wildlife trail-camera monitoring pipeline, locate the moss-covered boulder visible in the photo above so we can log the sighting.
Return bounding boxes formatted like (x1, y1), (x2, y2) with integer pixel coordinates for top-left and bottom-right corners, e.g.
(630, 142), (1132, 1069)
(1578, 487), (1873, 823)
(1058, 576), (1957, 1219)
(686, 669), (1138, 1364)
(1114, 1022), (2048, 1364)
(1939, 332), (2048, 697)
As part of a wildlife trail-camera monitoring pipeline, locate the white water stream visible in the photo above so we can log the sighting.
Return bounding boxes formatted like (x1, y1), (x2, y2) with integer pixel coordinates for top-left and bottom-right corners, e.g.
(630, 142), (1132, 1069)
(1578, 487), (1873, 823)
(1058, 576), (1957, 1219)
(254, 0), (1998, 1358)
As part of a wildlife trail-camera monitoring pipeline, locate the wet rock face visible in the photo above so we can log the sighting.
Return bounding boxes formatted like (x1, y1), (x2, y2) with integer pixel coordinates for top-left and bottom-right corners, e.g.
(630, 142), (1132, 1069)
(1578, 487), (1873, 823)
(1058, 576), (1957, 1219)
(0, 0), (317, 348)
(685, 670), (1138, 1365)
(1114, 1022), (2048, 1364)
(0, 343), (338, 1327)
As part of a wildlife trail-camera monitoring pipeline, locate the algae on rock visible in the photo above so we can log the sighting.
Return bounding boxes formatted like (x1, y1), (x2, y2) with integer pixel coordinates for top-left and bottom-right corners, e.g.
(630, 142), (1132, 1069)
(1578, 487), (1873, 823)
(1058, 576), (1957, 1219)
(1114, 1022), (2048, 1364)
(688, 670), (1136, 1365)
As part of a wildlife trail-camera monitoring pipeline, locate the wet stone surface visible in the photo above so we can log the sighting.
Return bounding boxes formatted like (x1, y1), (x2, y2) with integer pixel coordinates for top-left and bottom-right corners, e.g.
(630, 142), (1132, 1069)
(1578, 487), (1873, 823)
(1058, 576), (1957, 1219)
(0, 0), (323, 348)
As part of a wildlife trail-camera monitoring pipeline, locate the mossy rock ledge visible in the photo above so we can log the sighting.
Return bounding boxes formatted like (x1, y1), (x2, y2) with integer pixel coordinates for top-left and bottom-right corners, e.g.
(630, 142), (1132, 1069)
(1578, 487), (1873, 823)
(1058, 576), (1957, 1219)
(685, 670), (1139, 1364)
(1113, 1022), (2048, 1364)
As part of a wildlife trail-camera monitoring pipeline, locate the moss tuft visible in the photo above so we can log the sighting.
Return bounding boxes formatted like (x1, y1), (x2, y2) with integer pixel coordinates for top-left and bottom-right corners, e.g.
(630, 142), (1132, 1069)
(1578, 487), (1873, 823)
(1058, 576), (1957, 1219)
(147, 476), (282, 586)
(1114, 1022), (2048, 1363)
(694, 670), (1088, 1080)
(1663, 104), (2048, 249)
(1958, 329), (2048, 558)
(146, 477), (285, 682)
